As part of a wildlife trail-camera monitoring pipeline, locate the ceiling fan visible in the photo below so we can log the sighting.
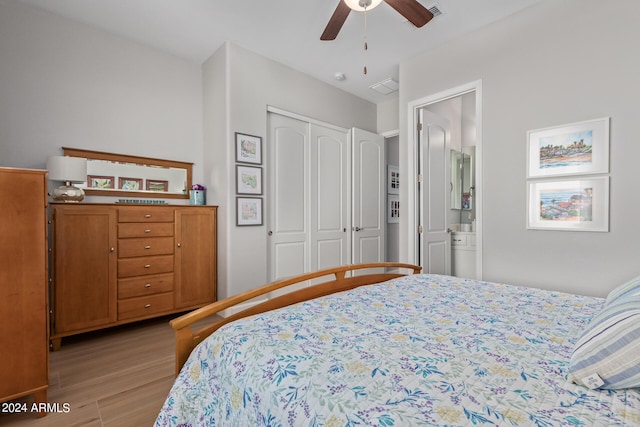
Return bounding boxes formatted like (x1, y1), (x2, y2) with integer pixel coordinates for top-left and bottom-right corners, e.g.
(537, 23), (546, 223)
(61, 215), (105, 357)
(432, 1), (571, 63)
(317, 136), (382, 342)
(321, 0), (434, 41)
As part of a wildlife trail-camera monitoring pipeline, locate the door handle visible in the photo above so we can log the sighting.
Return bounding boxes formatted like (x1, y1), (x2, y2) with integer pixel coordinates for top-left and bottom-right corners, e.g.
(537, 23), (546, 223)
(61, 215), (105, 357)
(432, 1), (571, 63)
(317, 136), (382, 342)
(354, 227), (362, 232)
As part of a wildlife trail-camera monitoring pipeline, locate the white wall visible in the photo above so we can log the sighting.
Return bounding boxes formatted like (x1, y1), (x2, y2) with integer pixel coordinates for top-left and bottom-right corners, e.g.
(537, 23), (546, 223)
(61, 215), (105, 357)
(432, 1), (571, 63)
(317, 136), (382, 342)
(204, 42), (377, 299)
(400, 0), (640, 297)
(0, 1), (204, 185)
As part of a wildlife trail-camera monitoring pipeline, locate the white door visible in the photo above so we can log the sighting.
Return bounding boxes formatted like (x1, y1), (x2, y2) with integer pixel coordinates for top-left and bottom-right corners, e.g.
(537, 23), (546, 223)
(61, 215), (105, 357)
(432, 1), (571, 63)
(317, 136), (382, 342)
(268, 113), (309, 281)
(310, 124), (350, 272)
(268, 112), (350, 282)
(352, 128), (385, 265)
(418, 110), (451, 274)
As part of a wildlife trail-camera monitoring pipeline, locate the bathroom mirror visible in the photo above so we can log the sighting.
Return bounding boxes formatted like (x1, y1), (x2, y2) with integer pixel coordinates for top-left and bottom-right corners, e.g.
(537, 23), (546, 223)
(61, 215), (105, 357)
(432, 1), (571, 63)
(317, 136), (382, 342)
(450, 148), (474, 210)
(63, 147), (192, 199)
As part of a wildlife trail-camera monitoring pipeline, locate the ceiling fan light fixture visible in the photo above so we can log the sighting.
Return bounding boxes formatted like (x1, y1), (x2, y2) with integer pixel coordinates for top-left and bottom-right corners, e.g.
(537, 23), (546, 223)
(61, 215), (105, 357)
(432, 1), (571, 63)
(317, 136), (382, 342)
(343, 0), (384, 12)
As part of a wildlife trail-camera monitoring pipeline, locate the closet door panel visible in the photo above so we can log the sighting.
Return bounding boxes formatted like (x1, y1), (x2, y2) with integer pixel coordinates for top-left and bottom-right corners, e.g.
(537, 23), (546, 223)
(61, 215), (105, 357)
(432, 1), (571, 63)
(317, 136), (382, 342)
(310, 124), (349, 273)
(268, 113), (309, 281)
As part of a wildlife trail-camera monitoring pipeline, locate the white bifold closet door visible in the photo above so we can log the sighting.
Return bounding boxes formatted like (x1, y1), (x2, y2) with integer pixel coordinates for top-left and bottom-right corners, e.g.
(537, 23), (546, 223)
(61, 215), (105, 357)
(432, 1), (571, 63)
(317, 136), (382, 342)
(267, 112), (385, 283)
(268, 112), (350, 282)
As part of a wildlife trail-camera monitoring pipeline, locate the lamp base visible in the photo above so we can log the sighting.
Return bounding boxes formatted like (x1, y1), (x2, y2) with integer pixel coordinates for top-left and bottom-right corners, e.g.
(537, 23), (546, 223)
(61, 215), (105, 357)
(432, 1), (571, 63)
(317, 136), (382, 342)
(51, 184), (85, 203)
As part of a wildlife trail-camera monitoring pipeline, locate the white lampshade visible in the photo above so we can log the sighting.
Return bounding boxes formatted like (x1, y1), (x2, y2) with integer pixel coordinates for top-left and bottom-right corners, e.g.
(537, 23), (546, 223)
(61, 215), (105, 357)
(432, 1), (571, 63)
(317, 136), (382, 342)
(344, 0), (383, 11)
(46, 156), (87, 183)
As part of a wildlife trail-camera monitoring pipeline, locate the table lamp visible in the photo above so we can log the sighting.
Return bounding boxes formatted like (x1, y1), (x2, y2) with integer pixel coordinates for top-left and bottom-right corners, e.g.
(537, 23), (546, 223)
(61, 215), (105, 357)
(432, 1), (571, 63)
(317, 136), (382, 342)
(46, 155), (87, 202)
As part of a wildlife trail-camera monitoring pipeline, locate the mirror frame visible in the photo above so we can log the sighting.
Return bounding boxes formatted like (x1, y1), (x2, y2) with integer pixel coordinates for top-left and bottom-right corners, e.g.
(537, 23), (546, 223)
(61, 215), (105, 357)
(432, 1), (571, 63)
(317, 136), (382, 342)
(63, 147), (192, 199)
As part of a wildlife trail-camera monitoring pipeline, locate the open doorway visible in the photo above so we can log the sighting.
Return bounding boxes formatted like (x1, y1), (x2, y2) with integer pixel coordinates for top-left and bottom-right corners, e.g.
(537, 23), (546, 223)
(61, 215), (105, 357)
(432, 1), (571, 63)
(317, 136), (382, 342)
(407, 80), (483, 279)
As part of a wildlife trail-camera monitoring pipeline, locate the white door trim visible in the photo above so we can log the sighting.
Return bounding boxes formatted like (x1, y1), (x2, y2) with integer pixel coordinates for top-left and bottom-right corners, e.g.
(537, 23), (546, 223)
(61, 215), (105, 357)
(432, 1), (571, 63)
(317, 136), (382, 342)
(267, 105), (349, 133)
(406, 80), (483, 279)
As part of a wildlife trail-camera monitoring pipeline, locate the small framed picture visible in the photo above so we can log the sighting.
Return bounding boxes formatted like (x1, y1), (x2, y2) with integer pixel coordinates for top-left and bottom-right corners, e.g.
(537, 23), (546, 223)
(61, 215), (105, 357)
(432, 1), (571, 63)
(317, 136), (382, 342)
(146, 179), (168, 192)
(387, 165), (399, 195)
(237, 197), (263, 226)
(119, 177), (142, 191)
(387, 195), (400, 223)
(87, 175), (115, 189)
(235, 132), (262, 165)
(236, 165), (263, 195)
(527, 176), (609, 232)
(527, 117), (609, 178)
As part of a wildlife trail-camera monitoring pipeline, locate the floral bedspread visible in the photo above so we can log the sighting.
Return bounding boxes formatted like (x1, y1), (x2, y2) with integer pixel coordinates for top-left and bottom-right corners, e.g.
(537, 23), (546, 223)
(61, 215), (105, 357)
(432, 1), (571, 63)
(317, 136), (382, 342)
(155, 274), (640, 426)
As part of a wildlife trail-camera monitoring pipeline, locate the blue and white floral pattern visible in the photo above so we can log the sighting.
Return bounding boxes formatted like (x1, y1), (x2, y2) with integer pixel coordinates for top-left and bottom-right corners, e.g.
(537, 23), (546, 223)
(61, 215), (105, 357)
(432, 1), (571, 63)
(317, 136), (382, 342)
(156, 274), (640, 426)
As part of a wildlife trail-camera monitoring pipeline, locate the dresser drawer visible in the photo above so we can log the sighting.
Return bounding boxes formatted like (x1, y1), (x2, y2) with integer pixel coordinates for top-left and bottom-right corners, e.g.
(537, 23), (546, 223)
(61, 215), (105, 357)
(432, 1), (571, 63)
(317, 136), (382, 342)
(118, 292), (174, 321)
(118, 207), (174, 223)
(118, 273), (174, 299)
(118, 237), (174, 258)
(118, 222), (174, 238)
(118, 255), (174, 278)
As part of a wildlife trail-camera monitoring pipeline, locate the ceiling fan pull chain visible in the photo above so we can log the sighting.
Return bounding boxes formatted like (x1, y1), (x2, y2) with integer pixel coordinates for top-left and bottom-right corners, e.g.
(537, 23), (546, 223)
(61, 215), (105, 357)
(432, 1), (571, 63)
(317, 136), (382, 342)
(363, 6), (368, 75)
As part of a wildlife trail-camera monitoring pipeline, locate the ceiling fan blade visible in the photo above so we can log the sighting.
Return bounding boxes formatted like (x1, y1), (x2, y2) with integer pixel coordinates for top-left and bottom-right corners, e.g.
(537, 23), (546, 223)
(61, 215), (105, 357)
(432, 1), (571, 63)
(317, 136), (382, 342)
(321, 1), (351, 41)
(383, 0), (434, 28)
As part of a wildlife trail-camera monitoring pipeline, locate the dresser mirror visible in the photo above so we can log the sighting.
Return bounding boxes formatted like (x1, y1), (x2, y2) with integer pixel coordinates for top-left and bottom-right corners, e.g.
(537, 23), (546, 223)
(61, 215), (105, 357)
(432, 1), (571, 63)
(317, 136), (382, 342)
(62, 147), (192, 199)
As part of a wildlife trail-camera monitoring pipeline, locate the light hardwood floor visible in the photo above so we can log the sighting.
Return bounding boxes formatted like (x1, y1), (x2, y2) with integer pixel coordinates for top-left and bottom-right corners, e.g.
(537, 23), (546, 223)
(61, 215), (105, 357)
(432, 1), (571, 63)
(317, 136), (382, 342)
(0, 314), (218, 427)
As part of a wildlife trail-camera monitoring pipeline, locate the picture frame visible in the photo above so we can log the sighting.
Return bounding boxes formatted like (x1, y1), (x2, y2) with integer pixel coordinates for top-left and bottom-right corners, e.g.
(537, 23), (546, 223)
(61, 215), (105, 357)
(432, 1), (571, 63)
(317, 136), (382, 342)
(527, 176), (609, 232)
(87, 175), (115, 189)
(387, 165), (399, 195)
(118, 177), (142, 191)
(235, 132), (262, 165)
(387, 195), (400, 223)
(236, 165), (263, 195)
(527, 117), (609, 178)
(146, 179), (169, 192)
(236, 197), (263, 226)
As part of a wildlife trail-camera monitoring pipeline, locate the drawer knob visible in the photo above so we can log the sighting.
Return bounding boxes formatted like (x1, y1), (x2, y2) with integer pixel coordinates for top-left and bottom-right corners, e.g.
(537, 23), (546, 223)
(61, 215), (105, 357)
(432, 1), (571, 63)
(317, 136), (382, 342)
(144, 304), (151, 308)
(144, 245), (151, 249)
(144, 283), (151, 288)
(144, 214), (152, 218)
(144, 264), (151, 269)
(144, 229), (151, 233)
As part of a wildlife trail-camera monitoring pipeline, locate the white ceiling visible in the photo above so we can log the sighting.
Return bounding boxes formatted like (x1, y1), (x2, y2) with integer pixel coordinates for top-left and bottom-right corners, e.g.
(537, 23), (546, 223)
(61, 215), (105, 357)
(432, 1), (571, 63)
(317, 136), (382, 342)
(18, 0), (542, 104)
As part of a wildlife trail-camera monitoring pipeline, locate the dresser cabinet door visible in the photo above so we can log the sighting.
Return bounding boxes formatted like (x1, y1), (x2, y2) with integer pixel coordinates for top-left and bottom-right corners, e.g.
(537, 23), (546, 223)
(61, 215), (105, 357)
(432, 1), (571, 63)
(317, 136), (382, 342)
(53, 205), (117, 334)
(174, 207), (217, 308)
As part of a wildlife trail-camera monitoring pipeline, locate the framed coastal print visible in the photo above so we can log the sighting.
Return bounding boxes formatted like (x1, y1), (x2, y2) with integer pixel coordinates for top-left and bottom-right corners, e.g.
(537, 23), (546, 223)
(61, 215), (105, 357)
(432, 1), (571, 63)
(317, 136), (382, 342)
(236, 165), (262, 195)
(235, 132), (262, 165)
(527, 117), (609, 178)
(119, 177), (142, 191)
(87, 175), (114, 189)
(527, 176), (609, 232)
(237, 197), (263, 226)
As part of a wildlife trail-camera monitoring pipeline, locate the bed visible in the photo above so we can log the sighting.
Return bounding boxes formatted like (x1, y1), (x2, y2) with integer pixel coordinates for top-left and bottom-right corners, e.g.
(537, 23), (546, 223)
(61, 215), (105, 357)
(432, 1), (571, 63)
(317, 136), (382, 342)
(156, 263), (640, 426)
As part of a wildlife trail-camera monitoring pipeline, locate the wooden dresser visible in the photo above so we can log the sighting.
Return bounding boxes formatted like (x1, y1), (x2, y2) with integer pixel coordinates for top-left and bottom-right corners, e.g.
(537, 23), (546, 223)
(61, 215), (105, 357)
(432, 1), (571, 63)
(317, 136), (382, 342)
(0, 168), (48, 412)
(50, 204), (217, 349)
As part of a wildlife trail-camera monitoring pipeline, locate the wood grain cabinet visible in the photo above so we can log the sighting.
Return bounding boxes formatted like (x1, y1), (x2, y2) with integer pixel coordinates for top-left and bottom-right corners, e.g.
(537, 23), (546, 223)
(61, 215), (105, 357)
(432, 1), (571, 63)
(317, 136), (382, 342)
(0, 168), (48, 412)
(51, 204), (217, 349)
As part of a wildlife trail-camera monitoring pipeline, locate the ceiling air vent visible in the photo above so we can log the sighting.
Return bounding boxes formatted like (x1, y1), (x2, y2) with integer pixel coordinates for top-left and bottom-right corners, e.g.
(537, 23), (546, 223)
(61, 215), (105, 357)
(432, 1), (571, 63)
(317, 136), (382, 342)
(428, 4), (443, 18)
(370, 78), (399, 95)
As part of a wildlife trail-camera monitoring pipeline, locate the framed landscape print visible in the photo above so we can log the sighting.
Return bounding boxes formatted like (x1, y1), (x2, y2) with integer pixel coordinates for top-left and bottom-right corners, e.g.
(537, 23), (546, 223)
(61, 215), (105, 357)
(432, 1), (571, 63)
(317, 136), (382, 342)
(235, 132), (262, 165)
(527, 117), (609, 178)
(118, 177), (142, 191)
(236, 197), (263, 226)
(236, 165), (262, 195)
(87, 175), (114, 189)
(527, 176), (609, 232)
(146, 179), (168, 192)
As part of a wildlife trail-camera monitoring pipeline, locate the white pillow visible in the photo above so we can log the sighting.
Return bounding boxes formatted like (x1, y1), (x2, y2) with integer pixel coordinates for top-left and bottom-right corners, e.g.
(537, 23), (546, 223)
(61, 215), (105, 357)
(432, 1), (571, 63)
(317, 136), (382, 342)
(568, 296), (640, 389)
(605, 274), (640, 306)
